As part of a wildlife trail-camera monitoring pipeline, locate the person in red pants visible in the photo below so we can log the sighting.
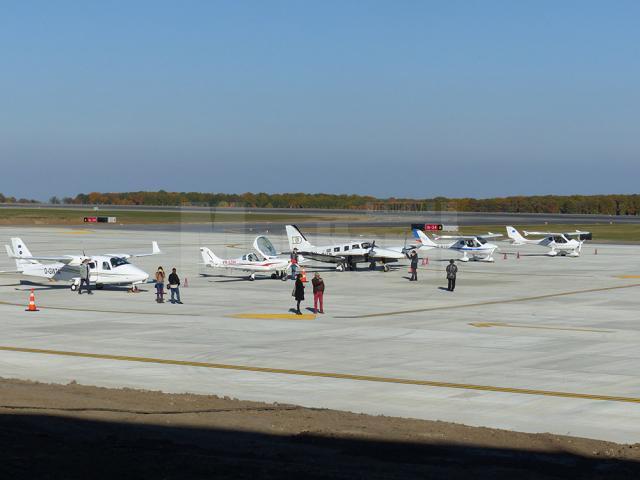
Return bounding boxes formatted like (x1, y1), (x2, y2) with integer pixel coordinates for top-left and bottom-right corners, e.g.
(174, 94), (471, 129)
(311, 272), (325, 314)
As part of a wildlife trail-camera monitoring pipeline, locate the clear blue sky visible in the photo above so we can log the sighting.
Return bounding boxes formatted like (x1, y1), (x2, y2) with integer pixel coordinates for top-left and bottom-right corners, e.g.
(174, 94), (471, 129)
(1, 1), (638, 200)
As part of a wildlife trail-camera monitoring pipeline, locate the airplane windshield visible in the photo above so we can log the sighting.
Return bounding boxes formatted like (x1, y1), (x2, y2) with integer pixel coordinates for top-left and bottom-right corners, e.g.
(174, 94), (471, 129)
(110, 257), (129, 268)
(255, 236), (277, 257)
(553, 236), (567, 244)
(478, 238), (487, 245)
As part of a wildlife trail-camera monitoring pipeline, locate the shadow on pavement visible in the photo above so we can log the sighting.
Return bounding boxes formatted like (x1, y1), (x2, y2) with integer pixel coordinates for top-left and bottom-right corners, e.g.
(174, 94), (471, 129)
(0, 413), (638, 479)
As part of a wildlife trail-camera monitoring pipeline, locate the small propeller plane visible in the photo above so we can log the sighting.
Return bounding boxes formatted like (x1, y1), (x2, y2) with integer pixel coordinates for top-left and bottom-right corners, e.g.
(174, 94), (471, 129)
(413, 229), (501, 262)
(506, 226), (588, 257)
(2, 237), (161, 291)
(200, 235), (292, 281)
(285, 225), (416, 272)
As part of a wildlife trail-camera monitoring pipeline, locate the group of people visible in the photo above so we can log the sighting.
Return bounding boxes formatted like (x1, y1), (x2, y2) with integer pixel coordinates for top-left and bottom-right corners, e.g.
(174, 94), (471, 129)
(408, 250), (458, 291)
(154, 266), (183, 304)
(292, 254), (459, 313)
(292, 271), (324, 315)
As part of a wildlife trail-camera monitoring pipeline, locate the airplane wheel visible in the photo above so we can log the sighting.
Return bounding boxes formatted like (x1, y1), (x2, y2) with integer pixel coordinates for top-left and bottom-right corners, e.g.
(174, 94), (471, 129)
(249, 274), (256, 281)
(271, 273), (278, 279)
(70, 284), (77, 291)
(336, 265), (344, 272)
(383, 264), (390, 272)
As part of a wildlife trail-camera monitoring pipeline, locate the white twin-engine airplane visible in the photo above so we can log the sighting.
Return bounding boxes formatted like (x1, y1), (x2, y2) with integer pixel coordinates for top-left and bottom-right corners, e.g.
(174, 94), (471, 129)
(200, 235), (293, 281)
(506, 226), (587, 257)
(285, 225), (416, 272)
(413, 229), (501, 262)
(3, 237), (161, 291)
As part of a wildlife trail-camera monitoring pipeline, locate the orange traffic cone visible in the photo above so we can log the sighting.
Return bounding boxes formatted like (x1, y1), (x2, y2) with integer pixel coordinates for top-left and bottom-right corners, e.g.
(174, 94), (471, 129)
(25, 289), (39, 312)
(300, 268), (308, 282)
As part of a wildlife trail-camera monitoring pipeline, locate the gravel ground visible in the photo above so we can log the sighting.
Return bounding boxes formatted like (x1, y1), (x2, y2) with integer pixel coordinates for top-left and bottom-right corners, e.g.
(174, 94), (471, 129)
(0, 378), (639, 479)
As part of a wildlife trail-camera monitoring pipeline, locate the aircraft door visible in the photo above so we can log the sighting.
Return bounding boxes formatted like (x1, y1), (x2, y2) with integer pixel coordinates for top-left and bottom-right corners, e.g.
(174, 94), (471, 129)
(88, 261), (99, 283)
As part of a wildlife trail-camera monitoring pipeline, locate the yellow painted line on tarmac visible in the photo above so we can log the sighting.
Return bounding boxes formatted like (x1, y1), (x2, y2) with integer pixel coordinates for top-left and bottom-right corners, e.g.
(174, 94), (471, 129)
(60, 230), (94, 235)
(337, 283), (640, 319)
(469, 322), (612, 333)
(0, 345), (639, 404)
(617, 275), (640, 279)
(230, 313), (315, 320)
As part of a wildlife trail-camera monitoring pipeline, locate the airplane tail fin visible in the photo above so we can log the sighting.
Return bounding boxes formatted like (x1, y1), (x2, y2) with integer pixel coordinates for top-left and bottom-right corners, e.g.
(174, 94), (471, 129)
(413, 229), (437, 248)
(285, 225), (312, 251)
(10, 238), (39, 269)
(200, 247), (222, 267)
(506, 226), (526, 244)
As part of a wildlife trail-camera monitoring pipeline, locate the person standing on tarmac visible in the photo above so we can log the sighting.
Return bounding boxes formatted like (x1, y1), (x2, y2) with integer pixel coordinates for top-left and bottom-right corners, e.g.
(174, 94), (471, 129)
(168, 267), (183, 304)
(290, 248), (299, 280)
(409, 250), (419, 281)
(155, 266), (165, 303)
(293, 273), (305, 315)
(78, 259), (92, 295)
(446, 259), (458, 291)
(311, 272), (325, 314)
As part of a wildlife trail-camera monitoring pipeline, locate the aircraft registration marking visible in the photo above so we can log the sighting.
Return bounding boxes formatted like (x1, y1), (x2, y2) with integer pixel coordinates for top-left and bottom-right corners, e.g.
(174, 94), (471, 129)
(1, 344), (639, 404)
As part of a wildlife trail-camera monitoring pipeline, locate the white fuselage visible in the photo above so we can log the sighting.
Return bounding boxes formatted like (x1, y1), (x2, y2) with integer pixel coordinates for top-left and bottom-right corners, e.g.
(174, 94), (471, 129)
(19, 256), (149, 286)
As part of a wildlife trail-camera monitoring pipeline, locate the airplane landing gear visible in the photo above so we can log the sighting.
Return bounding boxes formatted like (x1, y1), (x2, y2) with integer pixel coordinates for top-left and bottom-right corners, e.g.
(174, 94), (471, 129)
(382, 264), (390, 272)
(249, 273), (256, 281)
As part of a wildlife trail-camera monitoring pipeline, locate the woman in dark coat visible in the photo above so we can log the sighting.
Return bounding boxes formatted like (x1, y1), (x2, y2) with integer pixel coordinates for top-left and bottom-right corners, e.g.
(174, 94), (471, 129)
(293, 273), (305, 315)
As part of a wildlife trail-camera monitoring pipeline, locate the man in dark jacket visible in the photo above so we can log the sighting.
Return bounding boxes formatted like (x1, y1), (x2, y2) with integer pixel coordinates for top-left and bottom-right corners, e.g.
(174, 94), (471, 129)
(446, 259), (458, 291)
(409, 250), (419, 281)
(78, 259), (92, 295)
(168, 267), (182, 304)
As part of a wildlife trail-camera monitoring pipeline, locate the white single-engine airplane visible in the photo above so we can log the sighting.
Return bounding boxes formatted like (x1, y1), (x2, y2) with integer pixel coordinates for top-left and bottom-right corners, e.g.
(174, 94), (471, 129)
(413, 229), (501, 262)
(3, 237), (161, 291)
(285, 225), (417, 272)
(200, 235), (292, 281)
(506, 226), (588, 257)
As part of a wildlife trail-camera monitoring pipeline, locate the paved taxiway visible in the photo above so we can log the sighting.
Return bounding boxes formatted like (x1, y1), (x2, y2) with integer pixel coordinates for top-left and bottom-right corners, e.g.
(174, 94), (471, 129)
(1, 226), (639, 443)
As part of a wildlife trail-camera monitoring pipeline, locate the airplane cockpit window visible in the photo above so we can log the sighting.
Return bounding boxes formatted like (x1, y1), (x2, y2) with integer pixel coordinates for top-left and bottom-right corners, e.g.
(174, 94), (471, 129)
(102, 261), (111, 270)
(110, 257), (129, 268)
(361, 243), (371, 249)
(255, 236), (277, 257)
(466, 240), (474, 247)
(88, 262), (96, 269)
(478, 238), (487, 245)
(555, 236), (567, 243)
(247, 253), (258, 262)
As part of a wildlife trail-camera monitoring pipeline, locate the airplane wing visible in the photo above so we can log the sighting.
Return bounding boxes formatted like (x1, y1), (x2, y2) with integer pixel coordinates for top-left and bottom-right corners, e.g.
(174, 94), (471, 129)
(564, 230), (591, 237)
(523, 231), (554, 236)
(478, 233), (503, 240)
(105, 241), (161, 259)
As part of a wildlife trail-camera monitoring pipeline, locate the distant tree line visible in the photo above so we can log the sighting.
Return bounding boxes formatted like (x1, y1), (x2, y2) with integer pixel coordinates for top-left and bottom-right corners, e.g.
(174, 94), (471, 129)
(48, 191), (640, 216)
(0, 193), (39, 204)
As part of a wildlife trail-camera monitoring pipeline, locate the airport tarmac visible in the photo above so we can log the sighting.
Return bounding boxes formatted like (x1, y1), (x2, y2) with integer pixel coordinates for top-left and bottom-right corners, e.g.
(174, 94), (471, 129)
(0, 226), (639, 444)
